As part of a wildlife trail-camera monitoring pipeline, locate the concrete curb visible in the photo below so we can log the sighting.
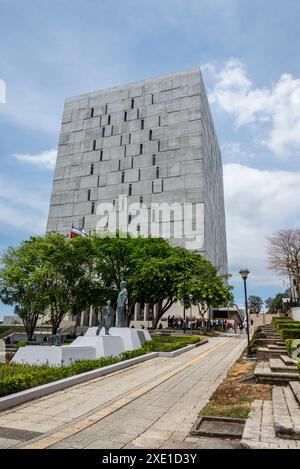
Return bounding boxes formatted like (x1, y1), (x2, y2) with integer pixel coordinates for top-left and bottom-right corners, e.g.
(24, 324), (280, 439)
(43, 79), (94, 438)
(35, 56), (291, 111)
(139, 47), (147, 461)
(0, 339), (209, 411)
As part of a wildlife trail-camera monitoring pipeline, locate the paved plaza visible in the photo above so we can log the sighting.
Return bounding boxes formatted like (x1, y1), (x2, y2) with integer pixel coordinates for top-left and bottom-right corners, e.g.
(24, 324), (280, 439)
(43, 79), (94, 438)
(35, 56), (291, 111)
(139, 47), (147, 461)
(0, 335), (245, 449)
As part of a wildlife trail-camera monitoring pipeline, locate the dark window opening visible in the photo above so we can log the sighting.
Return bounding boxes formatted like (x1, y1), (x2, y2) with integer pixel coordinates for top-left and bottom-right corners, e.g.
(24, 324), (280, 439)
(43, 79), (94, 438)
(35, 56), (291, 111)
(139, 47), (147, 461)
(152, 181), (154, 193)
(100, 150), (103, 161)
(137, 109), (140, 119)
(82, 217), (85, 229)
(105, 104), (108, 114)
(91, 202), (95, 214)
(108, 115), (111, 125)
(131, 158), (134, 169)
(131, 99), (134, 109)
(91, 108), (94, 118)
(158, 140), (160, 152)
(140, 143), (143, 155)
(129, 184), (132, 196)
(129, 133), (131, 144)
(128, 214), (132, 224)
(121, 172), (125, 183)
(87, 189), (91, 201)
(113, 199), (116, 208)
(90, 163), (94, 175)
(97, 175), (100, 186)
(139, 196), (143, 206)
(156, 167), (159, 179)
(93, 140), (96, 151)
(141, 119), (144, 130)
(159, 116), (161, 126)
(124, 111), (127, 121)
(149, 130), (152, 141)
(151, 94), (154, 104)
(152, 154), (156, 166)
(138, 169), (141, 181)
(120, 135), (123, 145)
(102, 127), (105, 137)
(118, 160), (121, 171)
(124, 146), (127, 157)
(162, 179), (164, 192)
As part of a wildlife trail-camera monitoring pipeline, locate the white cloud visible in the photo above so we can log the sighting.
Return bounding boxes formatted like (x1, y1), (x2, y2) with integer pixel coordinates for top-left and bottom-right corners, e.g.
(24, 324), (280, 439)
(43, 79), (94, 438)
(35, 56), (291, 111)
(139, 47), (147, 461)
(221, 142), (255, 164)
(13, 149), (57, 169)
(224, 163), (300, 287)
(0, 175), (49, 234)
(205, 59), (300, 156)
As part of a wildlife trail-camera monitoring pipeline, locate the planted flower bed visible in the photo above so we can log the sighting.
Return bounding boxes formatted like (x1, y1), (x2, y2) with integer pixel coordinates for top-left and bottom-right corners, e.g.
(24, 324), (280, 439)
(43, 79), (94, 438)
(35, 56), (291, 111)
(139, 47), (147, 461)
(0, 335), (201, 397)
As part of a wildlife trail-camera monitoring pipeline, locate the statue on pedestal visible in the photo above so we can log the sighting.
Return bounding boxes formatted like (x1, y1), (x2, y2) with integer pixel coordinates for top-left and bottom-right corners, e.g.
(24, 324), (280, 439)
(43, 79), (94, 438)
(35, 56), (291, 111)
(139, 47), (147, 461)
(115, 281), (128, 328)
(49, 328), (64, 346)
(96, 300), (112, 336)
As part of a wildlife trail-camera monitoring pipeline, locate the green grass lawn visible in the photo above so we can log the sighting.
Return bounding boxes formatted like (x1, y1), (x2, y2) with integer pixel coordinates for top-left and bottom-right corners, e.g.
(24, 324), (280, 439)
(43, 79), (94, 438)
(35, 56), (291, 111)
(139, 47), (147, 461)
(0, 335), (202, 397)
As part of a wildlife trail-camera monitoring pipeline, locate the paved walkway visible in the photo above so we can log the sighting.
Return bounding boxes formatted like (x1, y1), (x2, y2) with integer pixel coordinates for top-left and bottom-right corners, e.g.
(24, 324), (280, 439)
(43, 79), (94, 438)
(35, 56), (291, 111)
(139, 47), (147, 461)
(0, 335), (246, 449)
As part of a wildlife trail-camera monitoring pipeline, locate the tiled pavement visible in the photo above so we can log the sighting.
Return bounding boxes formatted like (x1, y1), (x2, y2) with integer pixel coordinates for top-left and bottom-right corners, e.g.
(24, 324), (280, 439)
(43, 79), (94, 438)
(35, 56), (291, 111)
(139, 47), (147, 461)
(0, 335), (246, 449)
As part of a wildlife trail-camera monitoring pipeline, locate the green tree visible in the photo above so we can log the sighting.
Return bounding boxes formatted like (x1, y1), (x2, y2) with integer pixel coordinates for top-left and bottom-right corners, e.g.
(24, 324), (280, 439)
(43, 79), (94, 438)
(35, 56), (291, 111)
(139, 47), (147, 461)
(248, 295), (263, 315)
(177, 255), (234, 328)
(0, 244), (48, 340)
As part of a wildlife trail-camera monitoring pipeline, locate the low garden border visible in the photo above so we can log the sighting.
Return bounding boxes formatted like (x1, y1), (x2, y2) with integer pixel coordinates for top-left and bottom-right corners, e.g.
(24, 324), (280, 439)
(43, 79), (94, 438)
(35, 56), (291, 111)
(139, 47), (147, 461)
(0, 339), (208, 411)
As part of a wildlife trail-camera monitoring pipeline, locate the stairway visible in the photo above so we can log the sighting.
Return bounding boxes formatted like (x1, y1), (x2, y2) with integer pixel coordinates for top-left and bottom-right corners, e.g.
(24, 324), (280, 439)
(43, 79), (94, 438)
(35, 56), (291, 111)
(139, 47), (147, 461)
(241, 382), (300, 448)
(254, 355), (298, 385)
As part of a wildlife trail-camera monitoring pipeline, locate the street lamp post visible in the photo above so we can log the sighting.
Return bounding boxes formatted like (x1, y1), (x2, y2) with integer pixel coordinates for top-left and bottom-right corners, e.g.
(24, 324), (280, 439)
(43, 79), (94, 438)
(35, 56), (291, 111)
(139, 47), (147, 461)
(239, 269), (251, 356)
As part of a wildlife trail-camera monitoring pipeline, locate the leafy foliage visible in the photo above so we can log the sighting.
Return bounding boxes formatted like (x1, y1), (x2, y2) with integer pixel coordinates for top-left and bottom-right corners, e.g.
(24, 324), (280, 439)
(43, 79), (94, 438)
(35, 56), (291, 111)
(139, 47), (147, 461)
(0, 232), (233, 334)
(248, 295), (263, 314)
(0, 335), (201, 396)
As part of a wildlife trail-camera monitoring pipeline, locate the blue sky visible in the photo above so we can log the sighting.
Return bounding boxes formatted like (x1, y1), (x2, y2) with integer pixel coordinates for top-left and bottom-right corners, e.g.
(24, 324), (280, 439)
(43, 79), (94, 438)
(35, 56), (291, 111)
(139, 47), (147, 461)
(1, 0), (300, 318)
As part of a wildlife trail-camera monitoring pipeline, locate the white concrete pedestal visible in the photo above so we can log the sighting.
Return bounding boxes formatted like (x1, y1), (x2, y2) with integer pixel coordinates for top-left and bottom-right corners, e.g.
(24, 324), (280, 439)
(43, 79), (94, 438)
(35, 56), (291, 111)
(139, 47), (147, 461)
(12, 327), (152, 366)
(85, 327), (151, 351)
(12, 345), (97, 367)
(71, 335), (125, 357)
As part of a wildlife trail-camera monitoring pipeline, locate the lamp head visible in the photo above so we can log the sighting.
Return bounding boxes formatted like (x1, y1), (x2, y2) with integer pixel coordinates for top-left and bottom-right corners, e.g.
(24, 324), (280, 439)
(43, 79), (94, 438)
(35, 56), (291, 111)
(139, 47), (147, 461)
(239, 269), (250, 280)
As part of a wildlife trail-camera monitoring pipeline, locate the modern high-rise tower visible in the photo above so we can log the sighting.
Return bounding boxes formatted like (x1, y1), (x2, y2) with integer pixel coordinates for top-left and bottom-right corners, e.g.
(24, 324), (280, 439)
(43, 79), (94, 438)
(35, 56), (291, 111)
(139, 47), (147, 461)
(47, 68), (227, 274)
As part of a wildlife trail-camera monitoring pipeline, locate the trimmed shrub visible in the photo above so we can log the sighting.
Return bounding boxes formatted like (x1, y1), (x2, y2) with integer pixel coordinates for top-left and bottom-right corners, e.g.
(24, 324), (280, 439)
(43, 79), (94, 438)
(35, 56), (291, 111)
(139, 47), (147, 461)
(277, 323), (300, 330)
(16, 342), (29, 349)
(280, 329), (300, 341)
(272, 317), (294, 324)
(0, 335), (201, 397)
(285, 339), (293, 357)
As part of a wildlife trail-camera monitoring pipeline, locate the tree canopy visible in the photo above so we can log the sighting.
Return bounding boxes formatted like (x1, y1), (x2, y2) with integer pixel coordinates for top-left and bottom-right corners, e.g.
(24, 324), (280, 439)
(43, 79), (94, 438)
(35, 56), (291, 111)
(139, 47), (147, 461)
(0, 232), (233, 336)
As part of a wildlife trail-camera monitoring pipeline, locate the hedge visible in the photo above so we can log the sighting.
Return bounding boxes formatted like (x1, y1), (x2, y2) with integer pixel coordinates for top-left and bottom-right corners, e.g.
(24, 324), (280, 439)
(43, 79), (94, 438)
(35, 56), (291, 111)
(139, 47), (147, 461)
(285, 339), (293, 357)
(0, 335), (201, 397)
(280, 329), (300, 341)
(272, 317), (294, 324)
(277, 323), (300, 330)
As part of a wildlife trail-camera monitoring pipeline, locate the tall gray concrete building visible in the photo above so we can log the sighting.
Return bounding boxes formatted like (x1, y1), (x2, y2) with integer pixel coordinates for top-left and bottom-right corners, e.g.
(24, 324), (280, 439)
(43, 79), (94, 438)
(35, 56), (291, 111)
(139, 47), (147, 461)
(47, 68), (228, 274)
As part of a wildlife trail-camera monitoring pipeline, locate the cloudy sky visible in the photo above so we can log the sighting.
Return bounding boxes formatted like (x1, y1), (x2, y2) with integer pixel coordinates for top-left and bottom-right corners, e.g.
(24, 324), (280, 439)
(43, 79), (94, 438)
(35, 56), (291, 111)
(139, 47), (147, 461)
(0, 0), (299, 318)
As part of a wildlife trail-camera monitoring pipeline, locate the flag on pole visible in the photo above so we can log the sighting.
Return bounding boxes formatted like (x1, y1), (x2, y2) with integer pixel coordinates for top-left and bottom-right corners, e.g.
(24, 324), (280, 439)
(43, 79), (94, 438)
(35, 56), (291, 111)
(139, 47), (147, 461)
(70, 224), (89, 238)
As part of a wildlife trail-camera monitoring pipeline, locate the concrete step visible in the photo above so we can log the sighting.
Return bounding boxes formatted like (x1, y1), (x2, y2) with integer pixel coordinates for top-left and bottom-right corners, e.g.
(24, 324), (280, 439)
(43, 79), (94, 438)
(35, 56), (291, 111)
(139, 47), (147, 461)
(254, 362), (299, 385)
(257, 347), (286, 360)
(241, 400), (300, 448)
(290, 382), (300, 406)
(267, 344), (286, 351)
(276, 341), (285, 346)
(281, 355), (297, 366)
(269, 358), (298, 374)
(255, 338), (282, 346)
(272, 386), (300, 439)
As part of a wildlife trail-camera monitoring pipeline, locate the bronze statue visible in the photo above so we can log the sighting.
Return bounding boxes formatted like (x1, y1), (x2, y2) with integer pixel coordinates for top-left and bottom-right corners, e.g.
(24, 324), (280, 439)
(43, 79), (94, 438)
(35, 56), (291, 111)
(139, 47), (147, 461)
(96, 300), (112, 335)
(115, 281), (128, 327)
(50, 328), (64, 346)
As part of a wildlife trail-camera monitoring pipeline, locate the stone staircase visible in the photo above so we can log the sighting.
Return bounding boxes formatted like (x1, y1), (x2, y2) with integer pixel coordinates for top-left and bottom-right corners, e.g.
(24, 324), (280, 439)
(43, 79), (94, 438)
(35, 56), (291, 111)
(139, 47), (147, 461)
(241, 382), (300, 448)
(254, 355), (298, 385)
(256, 323), (287, 360)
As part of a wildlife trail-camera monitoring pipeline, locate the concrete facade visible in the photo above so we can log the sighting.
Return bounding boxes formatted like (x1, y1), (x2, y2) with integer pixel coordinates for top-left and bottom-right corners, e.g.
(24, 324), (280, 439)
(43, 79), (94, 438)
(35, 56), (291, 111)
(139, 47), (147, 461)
(47, 68), (227, 273)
